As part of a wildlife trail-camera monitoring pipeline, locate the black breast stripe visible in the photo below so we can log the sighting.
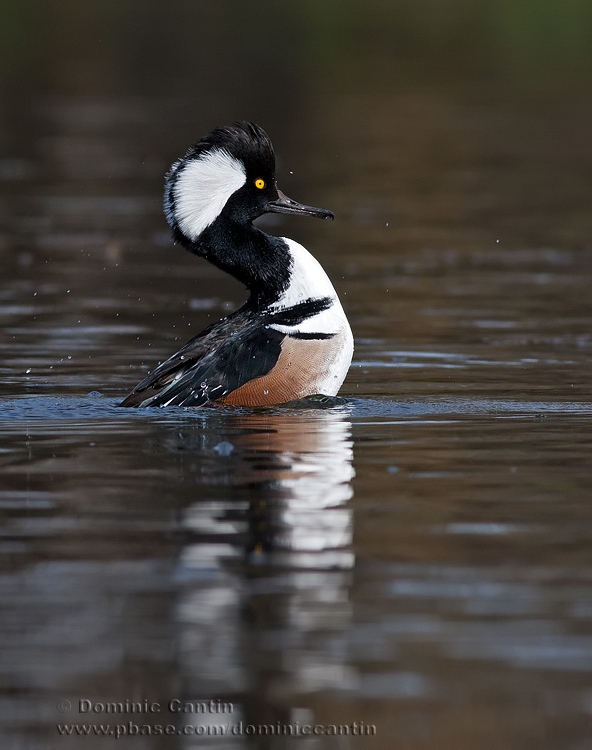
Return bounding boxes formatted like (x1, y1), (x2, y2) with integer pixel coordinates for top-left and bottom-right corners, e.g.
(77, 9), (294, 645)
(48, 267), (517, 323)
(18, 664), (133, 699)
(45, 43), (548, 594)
(288, 331), (335, 340)
(265, 296), (333, 326)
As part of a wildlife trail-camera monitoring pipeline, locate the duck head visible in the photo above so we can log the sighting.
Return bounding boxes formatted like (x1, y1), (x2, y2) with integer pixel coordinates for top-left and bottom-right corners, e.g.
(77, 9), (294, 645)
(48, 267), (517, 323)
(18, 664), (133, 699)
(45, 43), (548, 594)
(164, 121), (333, 245)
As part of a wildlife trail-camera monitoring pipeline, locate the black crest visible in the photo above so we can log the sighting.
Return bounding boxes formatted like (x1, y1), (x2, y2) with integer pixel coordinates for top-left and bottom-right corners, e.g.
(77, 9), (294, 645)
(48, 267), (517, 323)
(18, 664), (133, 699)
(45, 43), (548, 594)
(193, 121), (275, 176)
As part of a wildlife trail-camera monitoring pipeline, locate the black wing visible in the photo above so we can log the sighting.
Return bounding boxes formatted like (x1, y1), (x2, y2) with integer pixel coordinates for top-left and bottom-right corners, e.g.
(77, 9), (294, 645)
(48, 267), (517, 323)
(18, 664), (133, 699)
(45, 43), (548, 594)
(119, 312), (284, 407)
(118, 296), (333, 408)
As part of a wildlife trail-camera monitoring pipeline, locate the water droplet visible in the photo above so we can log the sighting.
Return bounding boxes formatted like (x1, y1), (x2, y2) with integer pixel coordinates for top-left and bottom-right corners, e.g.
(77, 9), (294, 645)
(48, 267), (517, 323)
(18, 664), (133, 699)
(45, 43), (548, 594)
(214, 441), (234, 456)
(263, 389), (269, 395)
(25, 368), (31, 374)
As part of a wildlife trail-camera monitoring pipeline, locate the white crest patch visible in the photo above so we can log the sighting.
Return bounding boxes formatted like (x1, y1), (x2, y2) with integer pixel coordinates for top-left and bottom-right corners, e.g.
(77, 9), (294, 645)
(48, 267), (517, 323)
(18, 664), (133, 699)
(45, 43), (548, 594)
(171, 148), (246, 239)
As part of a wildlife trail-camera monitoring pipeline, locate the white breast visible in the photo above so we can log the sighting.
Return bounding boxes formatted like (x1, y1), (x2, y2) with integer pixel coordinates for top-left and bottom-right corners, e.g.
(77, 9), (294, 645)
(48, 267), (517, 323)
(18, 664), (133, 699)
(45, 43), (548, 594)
(269, 237), (354, 396)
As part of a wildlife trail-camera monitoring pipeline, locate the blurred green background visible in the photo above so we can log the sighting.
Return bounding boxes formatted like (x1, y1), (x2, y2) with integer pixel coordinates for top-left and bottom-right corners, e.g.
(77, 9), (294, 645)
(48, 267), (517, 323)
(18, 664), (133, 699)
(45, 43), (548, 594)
(1, 0), (592, 98)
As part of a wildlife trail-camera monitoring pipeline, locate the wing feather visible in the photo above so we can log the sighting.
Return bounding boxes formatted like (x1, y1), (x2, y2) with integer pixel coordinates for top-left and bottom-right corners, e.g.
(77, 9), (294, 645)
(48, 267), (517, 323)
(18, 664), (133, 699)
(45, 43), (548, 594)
(119, 313), (284, 407)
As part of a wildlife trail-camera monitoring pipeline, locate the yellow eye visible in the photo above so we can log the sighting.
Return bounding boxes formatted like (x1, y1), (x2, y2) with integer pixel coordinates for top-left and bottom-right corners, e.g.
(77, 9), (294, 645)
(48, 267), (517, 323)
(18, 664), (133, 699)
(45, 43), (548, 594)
(254, 178), (265, 189)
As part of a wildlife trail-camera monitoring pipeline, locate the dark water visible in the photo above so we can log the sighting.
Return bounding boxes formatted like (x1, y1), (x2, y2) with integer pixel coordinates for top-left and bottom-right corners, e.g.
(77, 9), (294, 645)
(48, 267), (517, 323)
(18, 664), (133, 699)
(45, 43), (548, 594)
(1, 2), (592, 748)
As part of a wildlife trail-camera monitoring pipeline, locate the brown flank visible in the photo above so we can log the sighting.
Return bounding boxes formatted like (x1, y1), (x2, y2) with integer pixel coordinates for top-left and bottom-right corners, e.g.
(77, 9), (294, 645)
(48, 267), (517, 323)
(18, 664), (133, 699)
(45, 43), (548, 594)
(220, 335), (338, 406)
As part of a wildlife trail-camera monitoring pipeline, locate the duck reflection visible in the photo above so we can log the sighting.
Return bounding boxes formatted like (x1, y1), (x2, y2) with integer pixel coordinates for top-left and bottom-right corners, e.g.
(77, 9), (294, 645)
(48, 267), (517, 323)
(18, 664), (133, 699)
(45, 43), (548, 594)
(173, 408), (355, 748)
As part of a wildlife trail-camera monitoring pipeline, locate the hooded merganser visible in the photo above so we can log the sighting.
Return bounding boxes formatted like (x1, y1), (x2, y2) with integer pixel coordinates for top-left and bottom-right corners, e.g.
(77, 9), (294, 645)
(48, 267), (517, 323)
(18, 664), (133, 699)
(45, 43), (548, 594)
(119, 122), (353, 408)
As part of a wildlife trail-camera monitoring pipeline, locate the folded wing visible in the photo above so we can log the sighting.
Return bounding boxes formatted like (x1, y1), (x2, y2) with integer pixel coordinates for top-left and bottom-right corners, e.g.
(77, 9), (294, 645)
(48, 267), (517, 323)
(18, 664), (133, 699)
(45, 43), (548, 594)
(119, 312), (284, 407)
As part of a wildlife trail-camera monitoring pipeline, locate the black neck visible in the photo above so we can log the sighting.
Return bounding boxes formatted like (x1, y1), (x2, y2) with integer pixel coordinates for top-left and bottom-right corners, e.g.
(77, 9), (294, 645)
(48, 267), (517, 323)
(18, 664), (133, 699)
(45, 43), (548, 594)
(172, 219), (292, 309)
